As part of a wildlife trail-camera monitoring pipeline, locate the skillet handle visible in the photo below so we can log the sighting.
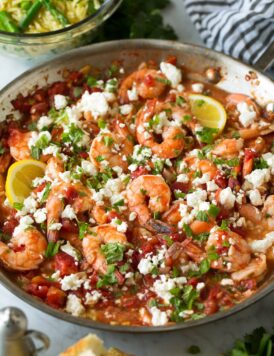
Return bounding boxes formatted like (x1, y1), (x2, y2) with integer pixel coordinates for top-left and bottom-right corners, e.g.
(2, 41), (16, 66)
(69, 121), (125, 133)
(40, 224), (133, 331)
(254, 42), (274, 72)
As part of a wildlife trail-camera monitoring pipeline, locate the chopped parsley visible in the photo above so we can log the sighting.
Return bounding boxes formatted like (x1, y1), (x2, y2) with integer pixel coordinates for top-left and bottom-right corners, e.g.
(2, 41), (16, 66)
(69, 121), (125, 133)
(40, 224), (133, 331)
(196, 211), (209, 222)
(196, 127), (219, 144)
(13, 202), (24, 211)
(101, 242), (126, 264)
(40, 183), (51, 203)
(96, 264), (117, 288)
(254, 157), (268, 169)
(208, 204), (220, 218)
(45, 241), (62, 258)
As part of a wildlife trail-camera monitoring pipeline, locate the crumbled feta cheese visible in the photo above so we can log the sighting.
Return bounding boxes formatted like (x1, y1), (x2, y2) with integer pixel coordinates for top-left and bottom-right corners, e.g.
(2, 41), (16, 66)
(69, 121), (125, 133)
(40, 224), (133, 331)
(176, 174), (189, 183)
(237, 102), (256, 127)
(160, 62), (182, 88)
(249, 231), (274, 253)
(191, 83), (204, 93)
(245, 168), (270, 188)
(110, 218), (128, 233)
(153, 275), (187, 303)
(192, 173), (211, 186)
(42, 144), (60, 156)
(54, 95), (67, 110)
(127, 84), (138, 101)
(33, 208), (47, 224)
(85, 290), (102, 305)
(61, 241), (81, 261)
(28, 131), (51, 149)
(186, 189), (207, 208)
(120, 104), (133, 115)
(196, 282), (205, 291)
(78, 91), (109, 118)
(61, 205), (77, 220)
(220, 278), (234, 286)
(248, 189), (263, 206)
(206, 180), (219, 192)
(37, 116), (52, 131)
(13, 216), (34, 235)
(48, 222), (63, 231)
(81, 160), (97, 176)
(65, 294), (85, 316)
(266, 102), (274, 112)
(23, 196), (38, 214)
(150, 306), (168, 326)
(262, 152), (274, 174)
(219, 187), (235, 209)
(177, 84), (185, 92)
(61, 272), (87, 291)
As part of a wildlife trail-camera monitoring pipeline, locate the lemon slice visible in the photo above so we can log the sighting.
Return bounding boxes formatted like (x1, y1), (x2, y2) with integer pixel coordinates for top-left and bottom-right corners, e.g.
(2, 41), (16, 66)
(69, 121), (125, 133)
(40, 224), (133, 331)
(5, 159), (46, 205)
(189, 94), (227, 132)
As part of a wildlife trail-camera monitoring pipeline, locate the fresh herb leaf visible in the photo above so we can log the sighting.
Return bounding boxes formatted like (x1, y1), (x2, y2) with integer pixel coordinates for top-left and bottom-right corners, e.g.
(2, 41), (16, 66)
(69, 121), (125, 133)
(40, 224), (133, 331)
(45, 241), (62, 258)
(220, 220), (229, 231)
(199, 258), (211, 275)
(40, 182), (51, 203)
(96, 264), (117, 288)
(196, 211), (209, 222)
(101, 242), (126, 264)
(78, 221), (89, 239)
(208, 204), (220, 218)
(13, 202), (24, 211)
(254, 157), (268, 169)
(196, 127), (219, 144)
(183, 224), (193, 237)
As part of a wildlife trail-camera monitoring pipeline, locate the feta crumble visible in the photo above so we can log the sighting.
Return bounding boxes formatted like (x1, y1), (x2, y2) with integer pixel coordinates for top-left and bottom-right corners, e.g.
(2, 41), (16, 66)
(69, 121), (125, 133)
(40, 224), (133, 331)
(160, 62), (182, 88)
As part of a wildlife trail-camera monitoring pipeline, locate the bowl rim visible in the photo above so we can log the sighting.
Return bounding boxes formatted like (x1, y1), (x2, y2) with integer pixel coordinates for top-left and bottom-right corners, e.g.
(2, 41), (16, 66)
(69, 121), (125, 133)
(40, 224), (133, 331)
(0, 0), (121, 39)
(0, 39), (273, 333)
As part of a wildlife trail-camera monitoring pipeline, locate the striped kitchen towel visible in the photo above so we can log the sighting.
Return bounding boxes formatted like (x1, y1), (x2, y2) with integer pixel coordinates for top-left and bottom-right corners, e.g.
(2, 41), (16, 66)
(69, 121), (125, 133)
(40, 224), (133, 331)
(184, 0), (274, 66)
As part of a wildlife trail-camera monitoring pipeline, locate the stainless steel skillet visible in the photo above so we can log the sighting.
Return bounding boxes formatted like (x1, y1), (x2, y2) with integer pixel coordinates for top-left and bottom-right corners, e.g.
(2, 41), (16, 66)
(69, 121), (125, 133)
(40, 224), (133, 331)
(0, 39), (273, 332)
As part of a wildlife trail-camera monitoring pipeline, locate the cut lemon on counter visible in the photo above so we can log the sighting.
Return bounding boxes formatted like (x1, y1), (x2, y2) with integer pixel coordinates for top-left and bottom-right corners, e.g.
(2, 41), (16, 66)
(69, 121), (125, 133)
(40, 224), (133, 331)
(5, 159), (46, 205)
(189, 94), (227, 132)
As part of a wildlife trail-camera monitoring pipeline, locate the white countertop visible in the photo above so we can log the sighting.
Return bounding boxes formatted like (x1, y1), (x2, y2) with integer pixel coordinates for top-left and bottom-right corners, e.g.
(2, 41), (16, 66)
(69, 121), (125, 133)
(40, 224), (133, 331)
(0, 1), (273, 355)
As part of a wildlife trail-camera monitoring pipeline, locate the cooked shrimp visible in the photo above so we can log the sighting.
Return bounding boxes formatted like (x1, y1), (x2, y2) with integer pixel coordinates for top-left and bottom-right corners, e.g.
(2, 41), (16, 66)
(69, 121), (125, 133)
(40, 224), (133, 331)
(46, 182), (93, 241)
(118, 68), (167, 103)
(82, 224), (127, 273)
(162, 202), (181, 225)
(212, 138), (244, 158)
(206, 229), (251, 272)
(0, 152), (11, 174)
(127, 175), (171, 225)
(0, 228), (47, 271)
(239, 204), (262, 224)
(136, 100), (185, 159)
(8, 129), (32, 161)
(231, 254), (267, 281)
(92, 205), (108, 225)
(89, 119), (134, 172)
(45, 157), (64, 181)
(262, 195), (274, 229)
(226, 93), (260, 116)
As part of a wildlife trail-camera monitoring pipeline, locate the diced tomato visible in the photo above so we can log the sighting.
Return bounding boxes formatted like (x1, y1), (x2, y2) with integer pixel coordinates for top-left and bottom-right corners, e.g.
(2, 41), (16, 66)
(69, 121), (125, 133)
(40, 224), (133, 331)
(55, 252), (78, 277)
(143, 274), (155, 288)
(244, 148), (256, 161)
(144, 74), (155, 87)
(34, 89), (47, 103)
(33, 182), (47, 194)
(27, 284), (49, 299)
(30, 102), (49, 116)
(120, 295), (140, 308)
(172, 181), (190, 194)
(67, 71), (83, 85)
(166, 55), (177, 65)
(64, 186), (79, 204)
(31, 276), (51, 286)
(60, 219), (78, 233)
(141, 236), (159, 255)
(106, 211), (120, 223)
(130, 166), (150, 179)
(79, 152), (89, 159)
(48, 81), (68, 97)
(170, 233), (185, 242)
(187, 277), (199, 287)
(11, 94), (33, 114)
(214, 170), (227, 188)
(230, 225), (245, 237)
(2, 218), (18, 235)
(46, 287), (66, 308)
(228, 177), (240, 191)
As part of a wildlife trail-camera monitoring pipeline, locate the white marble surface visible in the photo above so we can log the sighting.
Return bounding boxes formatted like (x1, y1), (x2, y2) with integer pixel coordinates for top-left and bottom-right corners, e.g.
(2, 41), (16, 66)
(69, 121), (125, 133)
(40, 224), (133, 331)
(0, 1), (273, 355)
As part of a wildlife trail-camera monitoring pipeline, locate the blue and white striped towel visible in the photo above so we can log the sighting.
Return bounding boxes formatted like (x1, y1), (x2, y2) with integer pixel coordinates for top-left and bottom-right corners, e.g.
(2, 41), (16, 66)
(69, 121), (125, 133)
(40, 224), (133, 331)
(184, 0), (274, 66)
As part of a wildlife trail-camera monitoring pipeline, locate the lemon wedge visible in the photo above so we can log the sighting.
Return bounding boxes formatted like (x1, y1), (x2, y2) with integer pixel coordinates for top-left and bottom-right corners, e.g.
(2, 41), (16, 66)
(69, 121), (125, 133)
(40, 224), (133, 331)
(189, 94), (227, 132)
(5, 159), (46, 205)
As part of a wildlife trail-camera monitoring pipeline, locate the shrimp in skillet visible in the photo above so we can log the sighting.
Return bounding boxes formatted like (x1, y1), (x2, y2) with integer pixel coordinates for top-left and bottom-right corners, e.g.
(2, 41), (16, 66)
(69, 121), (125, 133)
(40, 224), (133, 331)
(127, 175), (171, 225)
(0, 228), (47, 271)
(136, 100), (186, 159)
(82, 224), (127, 273)
(89, 119), (134, 172)
(8, 129), (32, 161)
(118, 67), (168, 104)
